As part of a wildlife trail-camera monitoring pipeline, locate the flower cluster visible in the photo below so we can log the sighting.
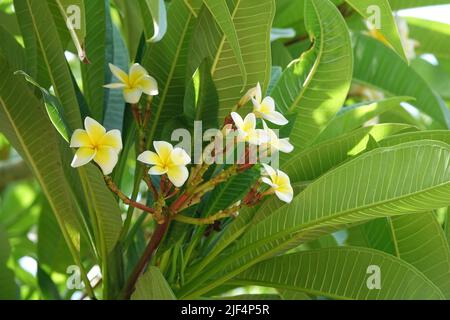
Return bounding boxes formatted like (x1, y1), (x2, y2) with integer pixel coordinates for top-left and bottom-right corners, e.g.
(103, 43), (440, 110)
(69, 63), (295, 229)
(233, 82), (294, 203)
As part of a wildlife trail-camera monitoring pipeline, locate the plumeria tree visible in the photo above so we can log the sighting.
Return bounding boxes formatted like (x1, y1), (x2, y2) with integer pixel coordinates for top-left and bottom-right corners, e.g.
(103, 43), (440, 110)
(1, 0), (450, 300)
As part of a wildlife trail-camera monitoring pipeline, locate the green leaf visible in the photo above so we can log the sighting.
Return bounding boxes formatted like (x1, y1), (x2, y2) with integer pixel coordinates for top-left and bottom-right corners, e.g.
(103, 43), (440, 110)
(131, 267), (176, 300)
(81, 0), (107, 121)
(140, 0), (167, 43)
(352, 32), (450, 129)
(78, 165), (123, 254)
(183, 59), (219, 129)
(20, 0), (82, 131)
(378, 130), (450, 147)
(406, 17), (450, 60)
(189, 0), (275, 122)
(186, 124), (412, 281)
(346, 218), (395, 253)
(54, 0), (87, 62)
(315, 96), (414, 143)
(0, 10), (20, 36)
(103, 23), (129, 131)
(0, 54), (82, 271)
(202, 166), (260, 217)
(283, 123), (413, 183)
(411, 57), (450, 100)
(13, 0), (51, 89)
(271, 41), (293, 70)
(348, 212), (450, 298)
(142, 0), (200, 144)
(15, 70), (70, 142)
(113, 0), (143, 59)
(389, 213), (450, 298)
(0, 25), (25, 71)
(232, 247), (445, 300)
(278, 290), (311, 300)
(389, 0), (450, 10)
(37, 266), (62, 300)
(203, 0), (247, 87)
(345, 0), (407, 61)
(37, 198), (73, 274)
(181, 141), (450, 298)
(271, 0), (353, 151)
(218, 294), (281, 300)
(0, 225), (18, 300)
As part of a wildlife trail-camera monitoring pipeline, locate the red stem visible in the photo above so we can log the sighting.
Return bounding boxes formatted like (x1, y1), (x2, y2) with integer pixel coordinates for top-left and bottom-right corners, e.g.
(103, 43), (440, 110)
(122, 219), (170, 299)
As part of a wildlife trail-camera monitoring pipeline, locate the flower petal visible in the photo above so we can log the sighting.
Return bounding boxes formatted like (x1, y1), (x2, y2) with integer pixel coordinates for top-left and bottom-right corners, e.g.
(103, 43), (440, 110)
(94, 146), (118, 175)
(109, 63), (128, 83)
(138, 151), (162, 166)
(71, 147), (96, 168)
(154, 141), (173, 163)
(262, 163), (276, 178)
(275, 189), (293, 203)
(255, 82), (262, 104)
(243, 113), (256, 129)
(171, 148), (191, 166)
(278, 138), (294, 153)
(149, 166), (168, 176)
(85, 117), (106, 143)
(231, 112), (244, 129)
(123, 88), (143, 104)
(167, 166), (189, 188)
(276, 169), (291, 186)
(260, 97), (275, 113)
(129, 63), (148, 85)
(263, 110), (289, 126)
(70, 129), (92, 148)
(239, 86), (259, 106)
(100, 130), (123, 153)
(137, 75), (159, 96)
(104, 83), (127, 89)
(261, 177), (277, 188)
(248, 129), (269, 145)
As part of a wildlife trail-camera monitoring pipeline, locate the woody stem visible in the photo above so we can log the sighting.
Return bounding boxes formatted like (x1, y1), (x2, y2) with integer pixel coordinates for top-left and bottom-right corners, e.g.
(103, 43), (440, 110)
(104, 176), (155, 215)
(173, 205), (242, 225)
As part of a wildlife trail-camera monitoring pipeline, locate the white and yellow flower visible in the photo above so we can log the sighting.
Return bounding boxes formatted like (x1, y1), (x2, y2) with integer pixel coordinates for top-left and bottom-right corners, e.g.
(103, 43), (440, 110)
(104, 63), (158, 104)
(70, 117), (123, 175)
(138, 141), (191, 188)
(239, 85), (260, 107)
(250, 83), (288, 126)
(261, 164), (293, 203)
(231, 112), (268, 146)
(262, 121), (294, 154)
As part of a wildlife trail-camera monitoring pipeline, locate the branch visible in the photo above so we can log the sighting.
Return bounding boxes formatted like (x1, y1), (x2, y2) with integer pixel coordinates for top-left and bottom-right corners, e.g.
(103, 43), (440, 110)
(104, 176), (155, 215)
(173, 204), (242, 225)
(121, 218), (170, 299)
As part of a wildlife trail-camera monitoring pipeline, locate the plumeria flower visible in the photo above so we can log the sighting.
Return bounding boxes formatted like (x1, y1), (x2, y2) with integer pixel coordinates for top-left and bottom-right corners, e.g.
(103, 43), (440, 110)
(104, 63), (158, 104)
(231, 112), (269, 146)
(261, 121), (294, 154)
(261, 164), (293, 203)
(250, 83), (288, 126)
(70, 117), (123, 175)
(138, 141), (191, 188)
(238, 85), (260, 107)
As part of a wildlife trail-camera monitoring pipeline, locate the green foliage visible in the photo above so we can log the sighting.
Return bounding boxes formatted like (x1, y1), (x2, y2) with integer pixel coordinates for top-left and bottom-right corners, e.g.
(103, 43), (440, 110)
(1, 0), (450, 301)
